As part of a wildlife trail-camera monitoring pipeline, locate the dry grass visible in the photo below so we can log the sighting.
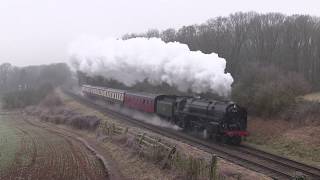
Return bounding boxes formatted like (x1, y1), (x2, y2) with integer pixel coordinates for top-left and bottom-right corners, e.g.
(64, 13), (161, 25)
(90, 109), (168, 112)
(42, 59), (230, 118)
(246, 117), (320, 167)
(39, 92), (63, 107)
(301, 92), (320, 102)
(246, 117), (294, 144)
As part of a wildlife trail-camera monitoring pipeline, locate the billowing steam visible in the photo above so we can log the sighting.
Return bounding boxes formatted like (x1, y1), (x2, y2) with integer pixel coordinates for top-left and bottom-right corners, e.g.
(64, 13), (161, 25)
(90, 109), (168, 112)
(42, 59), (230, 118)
(68, 36), (233, 96)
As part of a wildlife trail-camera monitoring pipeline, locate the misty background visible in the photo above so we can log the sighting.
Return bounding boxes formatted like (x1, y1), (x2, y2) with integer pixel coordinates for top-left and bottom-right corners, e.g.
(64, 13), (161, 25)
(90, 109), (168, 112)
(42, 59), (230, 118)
(1, 0), (320, 117)
(0, 0), (319, 66)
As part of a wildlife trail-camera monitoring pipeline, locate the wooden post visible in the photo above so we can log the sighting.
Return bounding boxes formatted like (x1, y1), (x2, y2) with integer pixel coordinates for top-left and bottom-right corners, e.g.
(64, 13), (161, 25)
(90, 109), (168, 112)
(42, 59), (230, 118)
(162, 146), (176, 169)
(209, 154), (217, 180)
(107, 126), (111, 136)
(112, 123), (116, 134)
(124, 127), (128, 134)
(139, 133), (146, 145)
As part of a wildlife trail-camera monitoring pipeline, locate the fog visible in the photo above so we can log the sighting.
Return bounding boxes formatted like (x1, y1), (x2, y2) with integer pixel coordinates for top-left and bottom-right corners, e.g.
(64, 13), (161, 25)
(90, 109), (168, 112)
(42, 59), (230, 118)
(0, 0), (319, 66)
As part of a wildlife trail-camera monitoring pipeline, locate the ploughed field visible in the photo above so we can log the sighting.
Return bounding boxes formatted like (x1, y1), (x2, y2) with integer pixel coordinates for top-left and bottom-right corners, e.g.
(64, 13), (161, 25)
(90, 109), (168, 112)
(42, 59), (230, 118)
(0, 110), (106, 180)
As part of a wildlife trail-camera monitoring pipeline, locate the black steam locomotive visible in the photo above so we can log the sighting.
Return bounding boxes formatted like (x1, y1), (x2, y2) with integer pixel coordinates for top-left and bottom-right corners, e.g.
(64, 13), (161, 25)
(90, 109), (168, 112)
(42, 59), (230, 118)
(82, 84), (248, 145)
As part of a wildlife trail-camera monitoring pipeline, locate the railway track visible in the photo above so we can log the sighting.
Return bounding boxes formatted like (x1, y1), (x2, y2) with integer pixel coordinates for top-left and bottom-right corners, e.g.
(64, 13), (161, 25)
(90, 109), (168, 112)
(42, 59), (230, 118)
(64, 90), (320, 180)
(234, 145), (320, 179)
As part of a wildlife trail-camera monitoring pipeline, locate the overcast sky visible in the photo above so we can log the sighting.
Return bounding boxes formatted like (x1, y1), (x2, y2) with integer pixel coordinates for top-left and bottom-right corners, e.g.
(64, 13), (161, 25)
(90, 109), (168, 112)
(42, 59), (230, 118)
(0, 0), (319, 66)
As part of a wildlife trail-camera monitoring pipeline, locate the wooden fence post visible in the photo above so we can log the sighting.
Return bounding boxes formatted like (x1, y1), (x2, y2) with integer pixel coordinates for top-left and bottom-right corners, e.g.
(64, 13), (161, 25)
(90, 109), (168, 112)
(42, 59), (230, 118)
(124, 127), (128, 135)
(162, 146), (177, 169)
(112, 123), (116, 134)
(209, 154), (218, 180)
(139, 133), (146, 145)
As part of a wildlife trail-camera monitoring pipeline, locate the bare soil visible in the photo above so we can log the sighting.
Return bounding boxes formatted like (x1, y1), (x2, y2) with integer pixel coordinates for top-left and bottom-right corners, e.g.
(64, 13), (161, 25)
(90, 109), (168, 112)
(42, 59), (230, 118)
(0, 110), (108, 180)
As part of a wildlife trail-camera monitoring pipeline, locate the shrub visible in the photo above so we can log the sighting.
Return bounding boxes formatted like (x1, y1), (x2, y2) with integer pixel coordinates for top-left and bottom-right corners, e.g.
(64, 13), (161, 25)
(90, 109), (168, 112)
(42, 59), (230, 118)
(232, 63), (311, 116)
(67, 115), (101, 130)
(281, 101), (320, 124)
(40, 93), (63, 107)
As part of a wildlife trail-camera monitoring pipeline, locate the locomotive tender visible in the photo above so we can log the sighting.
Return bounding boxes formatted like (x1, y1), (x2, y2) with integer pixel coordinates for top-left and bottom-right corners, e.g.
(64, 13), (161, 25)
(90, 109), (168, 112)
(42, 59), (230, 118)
(82, 84), (248, 145)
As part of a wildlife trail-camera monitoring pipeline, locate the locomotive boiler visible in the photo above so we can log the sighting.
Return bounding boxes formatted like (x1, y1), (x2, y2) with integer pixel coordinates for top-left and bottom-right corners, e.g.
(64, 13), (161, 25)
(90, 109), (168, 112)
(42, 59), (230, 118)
(156, 96), (248, 145)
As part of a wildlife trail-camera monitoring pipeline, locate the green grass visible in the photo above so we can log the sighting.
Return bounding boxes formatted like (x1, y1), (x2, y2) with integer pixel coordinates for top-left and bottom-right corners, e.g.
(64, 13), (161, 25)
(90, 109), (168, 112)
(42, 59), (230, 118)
(0, 114), (19, 173)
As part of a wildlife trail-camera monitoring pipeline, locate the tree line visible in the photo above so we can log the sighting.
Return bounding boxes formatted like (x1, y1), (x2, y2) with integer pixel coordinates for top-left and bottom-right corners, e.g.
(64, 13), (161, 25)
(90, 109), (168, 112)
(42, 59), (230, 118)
(122, 12), (319, 115)
(0, 63), (71, 93)
(0, 63), (72, 108)
(123, 12), (320, 88)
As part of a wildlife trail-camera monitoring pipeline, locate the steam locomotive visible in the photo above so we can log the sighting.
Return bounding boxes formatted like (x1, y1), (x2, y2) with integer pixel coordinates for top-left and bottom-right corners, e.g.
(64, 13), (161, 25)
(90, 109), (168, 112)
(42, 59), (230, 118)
(81, 84), (248, 145)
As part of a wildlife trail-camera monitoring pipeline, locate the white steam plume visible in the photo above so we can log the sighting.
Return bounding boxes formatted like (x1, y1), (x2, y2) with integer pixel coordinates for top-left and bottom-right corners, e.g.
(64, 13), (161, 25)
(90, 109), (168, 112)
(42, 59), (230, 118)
(68, 36), (233, 96)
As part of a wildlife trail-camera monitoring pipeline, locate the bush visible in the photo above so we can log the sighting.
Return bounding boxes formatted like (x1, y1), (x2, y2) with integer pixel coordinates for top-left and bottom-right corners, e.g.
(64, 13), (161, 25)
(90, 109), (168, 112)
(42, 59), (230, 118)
(35, 107), (101, 131)
(232, 63), (311, 116)
(281, 101), (320, 124)
(40, 93), (63, 107)
(67, 115), (101, 130)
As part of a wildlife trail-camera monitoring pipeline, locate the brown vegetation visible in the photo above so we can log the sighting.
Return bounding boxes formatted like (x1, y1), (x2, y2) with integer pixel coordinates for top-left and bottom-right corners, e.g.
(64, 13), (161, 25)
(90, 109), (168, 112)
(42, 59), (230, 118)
(232, 63), (311, 116)
(246, 116), (320, 167)
(281, 101), (320, 125)
(26, 106), (101, 131)
(25, 91), (101, 131)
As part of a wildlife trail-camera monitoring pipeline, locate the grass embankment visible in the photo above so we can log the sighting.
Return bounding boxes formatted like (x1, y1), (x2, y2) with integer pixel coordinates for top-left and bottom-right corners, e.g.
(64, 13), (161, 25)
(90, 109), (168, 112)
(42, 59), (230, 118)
(246, 92), (320, 167)
(246, 117), (320, 167)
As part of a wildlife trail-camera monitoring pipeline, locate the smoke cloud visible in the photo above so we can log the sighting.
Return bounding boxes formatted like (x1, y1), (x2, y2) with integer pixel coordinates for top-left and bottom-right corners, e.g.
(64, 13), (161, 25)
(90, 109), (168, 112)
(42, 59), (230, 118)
(68, 36), (233, 96)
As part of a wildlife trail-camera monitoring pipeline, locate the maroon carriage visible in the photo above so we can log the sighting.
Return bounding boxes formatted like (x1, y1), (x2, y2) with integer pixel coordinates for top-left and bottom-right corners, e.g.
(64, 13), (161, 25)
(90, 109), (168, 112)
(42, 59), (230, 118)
(124, 92), (159, 113)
